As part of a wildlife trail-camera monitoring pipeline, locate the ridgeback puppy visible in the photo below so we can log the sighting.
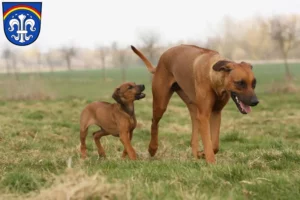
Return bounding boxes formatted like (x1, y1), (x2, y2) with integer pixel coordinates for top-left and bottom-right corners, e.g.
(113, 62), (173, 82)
(79, 82), (145, 160)
(131, 45), (259, 164)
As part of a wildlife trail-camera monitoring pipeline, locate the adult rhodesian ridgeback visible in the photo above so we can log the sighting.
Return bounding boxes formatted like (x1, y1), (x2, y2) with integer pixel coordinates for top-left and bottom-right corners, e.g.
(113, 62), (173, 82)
(131, 44), (259, 164)
(79, 82), (145, 160)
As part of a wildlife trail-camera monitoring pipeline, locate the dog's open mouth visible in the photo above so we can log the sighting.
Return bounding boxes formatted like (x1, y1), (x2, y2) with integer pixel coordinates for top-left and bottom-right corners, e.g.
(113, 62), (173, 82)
(231, 92), (251, 114)
(135, 93), (146, 100)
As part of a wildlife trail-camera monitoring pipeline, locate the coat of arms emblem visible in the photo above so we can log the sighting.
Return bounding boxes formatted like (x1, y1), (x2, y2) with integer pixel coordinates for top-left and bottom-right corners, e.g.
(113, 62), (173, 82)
(2, 2), (42, 46)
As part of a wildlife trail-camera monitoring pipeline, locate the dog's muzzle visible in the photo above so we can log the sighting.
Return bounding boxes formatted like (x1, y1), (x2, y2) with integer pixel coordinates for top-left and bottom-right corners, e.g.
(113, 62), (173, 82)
(231, 92), (259, 114)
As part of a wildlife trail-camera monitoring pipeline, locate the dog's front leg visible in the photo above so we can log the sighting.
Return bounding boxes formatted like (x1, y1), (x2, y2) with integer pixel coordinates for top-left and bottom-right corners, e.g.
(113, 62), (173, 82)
(210, 111), (221, 154)
(197, 111), (215, 164)
(120, 131), (137, 160)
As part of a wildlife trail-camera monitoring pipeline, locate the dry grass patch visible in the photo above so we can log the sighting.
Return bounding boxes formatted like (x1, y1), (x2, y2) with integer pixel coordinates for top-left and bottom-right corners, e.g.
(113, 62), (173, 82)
(1, 168), (129, 200)
(266, 81), (299, 93)
(0, 77), (55, 101)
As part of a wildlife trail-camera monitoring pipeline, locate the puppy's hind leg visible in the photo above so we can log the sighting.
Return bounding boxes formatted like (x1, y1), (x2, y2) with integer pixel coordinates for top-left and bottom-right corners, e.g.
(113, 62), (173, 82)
(80, 126), (89, 159)
(79, 109), (94, 159)
(93, 130), (109, 158)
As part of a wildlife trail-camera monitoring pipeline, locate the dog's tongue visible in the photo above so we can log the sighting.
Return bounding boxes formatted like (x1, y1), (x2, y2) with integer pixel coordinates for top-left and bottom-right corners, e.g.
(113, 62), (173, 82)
(240, 101), (251, 113)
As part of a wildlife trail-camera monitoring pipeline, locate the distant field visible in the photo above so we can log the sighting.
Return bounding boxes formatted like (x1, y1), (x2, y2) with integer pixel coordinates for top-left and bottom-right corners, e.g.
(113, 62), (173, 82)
(0, 63), (300, 199)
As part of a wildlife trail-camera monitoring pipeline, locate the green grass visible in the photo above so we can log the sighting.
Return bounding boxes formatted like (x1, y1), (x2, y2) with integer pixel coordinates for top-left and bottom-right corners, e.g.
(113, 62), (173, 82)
(0, 63), (300, 199)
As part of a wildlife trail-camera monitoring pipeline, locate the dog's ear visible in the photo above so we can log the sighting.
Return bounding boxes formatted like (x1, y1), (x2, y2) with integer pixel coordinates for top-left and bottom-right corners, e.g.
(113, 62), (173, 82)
(212, 60), (233, 72)
(241, 61), (253, 70)
(112, 88), (122, 104)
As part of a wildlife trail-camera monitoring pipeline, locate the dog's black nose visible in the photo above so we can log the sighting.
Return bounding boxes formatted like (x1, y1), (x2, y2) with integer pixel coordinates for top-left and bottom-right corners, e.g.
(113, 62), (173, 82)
(250, 96), (259, 106)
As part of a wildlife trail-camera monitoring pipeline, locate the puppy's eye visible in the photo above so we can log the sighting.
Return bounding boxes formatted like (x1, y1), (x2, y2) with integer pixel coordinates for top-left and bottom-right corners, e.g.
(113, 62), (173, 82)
(235, 80), (246, 88)
(128, 85), (134, 89)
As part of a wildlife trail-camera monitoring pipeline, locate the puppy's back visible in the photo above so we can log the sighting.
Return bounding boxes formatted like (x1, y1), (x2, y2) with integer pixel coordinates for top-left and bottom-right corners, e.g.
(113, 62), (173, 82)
(80, 101), (116, 130)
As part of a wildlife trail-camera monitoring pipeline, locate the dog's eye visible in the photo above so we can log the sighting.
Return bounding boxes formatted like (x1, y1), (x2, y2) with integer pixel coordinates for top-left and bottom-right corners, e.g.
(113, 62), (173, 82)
(252, 79), (256, 89)
(235, 80), (246, 88)
(128, 85), (134, 89)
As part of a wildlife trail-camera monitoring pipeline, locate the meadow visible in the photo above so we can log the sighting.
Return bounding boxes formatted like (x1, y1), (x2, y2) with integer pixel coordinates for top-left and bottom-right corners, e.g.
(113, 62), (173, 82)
(0, 63), (300, 200)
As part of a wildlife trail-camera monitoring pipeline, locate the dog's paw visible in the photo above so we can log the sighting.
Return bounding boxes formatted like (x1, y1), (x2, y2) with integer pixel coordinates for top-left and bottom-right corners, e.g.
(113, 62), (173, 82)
(148, 147), (157, 157)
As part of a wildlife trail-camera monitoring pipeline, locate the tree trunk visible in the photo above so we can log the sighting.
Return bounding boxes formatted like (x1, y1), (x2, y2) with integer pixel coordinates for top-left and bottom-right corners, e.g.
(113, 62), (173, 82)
(5, 59), (10, 74)
(49, 63), (54, 73)
(11, 59), (19, 81)
(122, 65), (126, 82)
(66, 57), (71, 70)
(101, 58), (106, 81)
(283, 53), (292, 81)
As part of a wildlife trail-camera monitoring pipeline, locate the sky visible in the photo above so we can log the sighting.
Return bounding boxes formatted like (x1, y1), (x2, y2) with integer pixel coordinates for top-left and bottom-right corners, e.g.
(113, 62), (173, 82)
(0, 0), (299, 51)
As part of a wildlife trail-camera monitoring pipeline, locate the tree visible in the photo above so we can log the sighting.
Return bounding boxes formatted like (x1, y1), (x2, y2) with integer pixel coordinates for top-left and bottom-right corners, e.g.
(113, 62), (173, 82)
(2, 48), (18, 79)
(138, 30), (160, 82)
(111, 42), (128, 82)
(270, 15), (300, 80)
(2, 48), (12, 74)
(32, 48), (42, 75)
(118, 48), (127, 82)
(138, 30), (161, 65)
(45, 50), (54, 72)
(96, 45), (109, 81)
(61, 46), (76, 70)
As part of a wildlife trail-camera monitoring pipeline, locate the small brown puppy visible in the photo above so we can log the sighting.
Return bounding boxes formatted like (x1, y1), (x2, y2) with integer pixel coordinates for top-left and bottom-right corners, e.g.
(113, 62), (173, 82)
(79, 82), (145, 160)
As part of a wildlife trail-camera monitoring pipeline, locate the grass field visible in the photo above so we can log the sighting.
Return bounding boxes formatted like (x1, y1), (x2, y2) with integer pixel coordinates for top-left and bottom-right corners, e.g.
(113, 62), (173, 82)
(0, 63), (300, 200)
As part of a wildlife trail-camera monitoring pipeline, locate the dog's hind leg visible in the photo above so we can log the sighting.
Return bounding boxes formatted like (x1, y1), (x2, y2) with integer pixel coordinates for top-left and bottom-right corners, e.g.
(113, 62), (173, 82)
(149, 69), (174, 157)
(93, 130), (109, 158)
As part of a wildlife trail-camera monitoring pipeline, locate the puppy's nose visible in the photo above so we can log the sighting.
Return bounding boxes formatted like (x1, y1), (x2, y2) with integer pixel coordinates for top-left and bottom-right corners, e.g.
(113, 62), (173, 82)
(250, 96), (259, 106)
(139, 84), (145, 90)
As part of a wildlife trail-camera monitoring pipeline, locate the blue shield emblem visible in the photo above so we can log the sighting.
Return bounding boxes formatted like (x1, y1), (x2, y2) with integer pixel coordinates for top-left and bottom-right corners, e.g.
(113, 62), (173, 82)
(2, 2), (42, 46)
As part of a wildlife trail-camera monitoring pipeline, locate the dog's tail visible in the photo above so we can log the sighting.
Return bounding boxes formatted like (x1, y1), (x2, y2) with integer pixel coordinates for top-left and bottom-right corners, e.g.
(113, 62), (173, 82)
(131, 45), (156, 74)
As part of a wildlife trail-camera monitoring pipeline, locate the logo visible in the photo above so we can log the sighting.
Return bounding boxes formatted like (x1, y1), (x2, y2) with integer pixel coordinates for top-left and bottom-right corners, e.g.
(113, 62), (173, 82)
(2, 2), (42, 46)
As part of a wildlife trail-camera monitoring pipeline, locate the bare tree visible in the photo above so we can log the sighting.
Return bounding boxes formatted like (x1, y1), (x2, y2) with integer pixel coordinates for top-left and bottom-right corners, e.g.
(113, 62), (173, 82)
(2, 48), (19, 79)
(111, 42), (127, 82)
(2, 48), (12, 74)
(138, 30), (161, 65)
(45, 51), (54, 72)
(111, 42), (128, 82)
(118, 49), (127, 82)
(61, 46), (76, 70)
(96, 45), (109, 81)
(33, 48), (42, 75)
(270, 15), (300, 80)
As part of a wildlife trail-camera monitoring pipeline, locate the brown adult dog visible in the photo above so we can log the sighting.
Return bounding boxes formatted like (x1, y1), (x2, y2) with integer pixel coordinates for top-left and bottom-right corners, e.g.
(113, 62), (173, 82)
(79, 82), (145, 160)
(131, 45), (259, 164)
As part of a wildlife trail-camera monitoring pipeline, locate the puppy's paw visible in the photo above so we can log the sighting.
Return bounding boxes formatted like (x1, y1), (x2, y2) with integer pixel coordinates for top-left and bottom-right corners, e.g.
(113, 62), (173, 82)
(197, 151), (205, 159)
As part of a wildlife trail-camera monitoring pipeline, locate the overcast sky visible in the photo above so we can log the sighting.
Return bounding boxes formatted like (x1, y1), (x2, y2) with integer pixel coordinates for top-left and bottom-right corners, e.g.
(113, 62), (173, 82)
(1, 0), (299, 51)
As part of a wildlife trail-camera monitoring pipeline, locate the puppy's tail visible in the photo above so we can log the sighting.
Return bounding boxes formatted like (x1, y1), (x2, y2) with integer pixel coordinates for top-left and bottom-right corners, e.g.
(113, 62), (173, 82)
(131, 45), (156, 74)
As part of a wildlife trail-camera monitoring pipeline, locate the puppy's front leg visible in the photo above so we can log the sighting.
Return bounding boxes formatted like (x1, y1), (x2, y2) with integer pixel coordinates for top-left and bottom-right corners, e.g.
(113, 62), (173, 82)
(93, 130), (109, 157)
(120, 131), (136, 160)
(122, 131), (133, 158)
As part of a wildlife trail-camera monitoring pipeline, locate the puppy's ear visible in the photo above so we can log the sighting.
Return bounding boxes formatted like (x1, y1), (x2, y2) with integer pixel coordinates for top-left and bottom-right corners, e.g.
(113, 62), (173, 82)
(112, 88), (122, 104)
(241, 61), (253, 70)
(212, 60), (233, 72)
